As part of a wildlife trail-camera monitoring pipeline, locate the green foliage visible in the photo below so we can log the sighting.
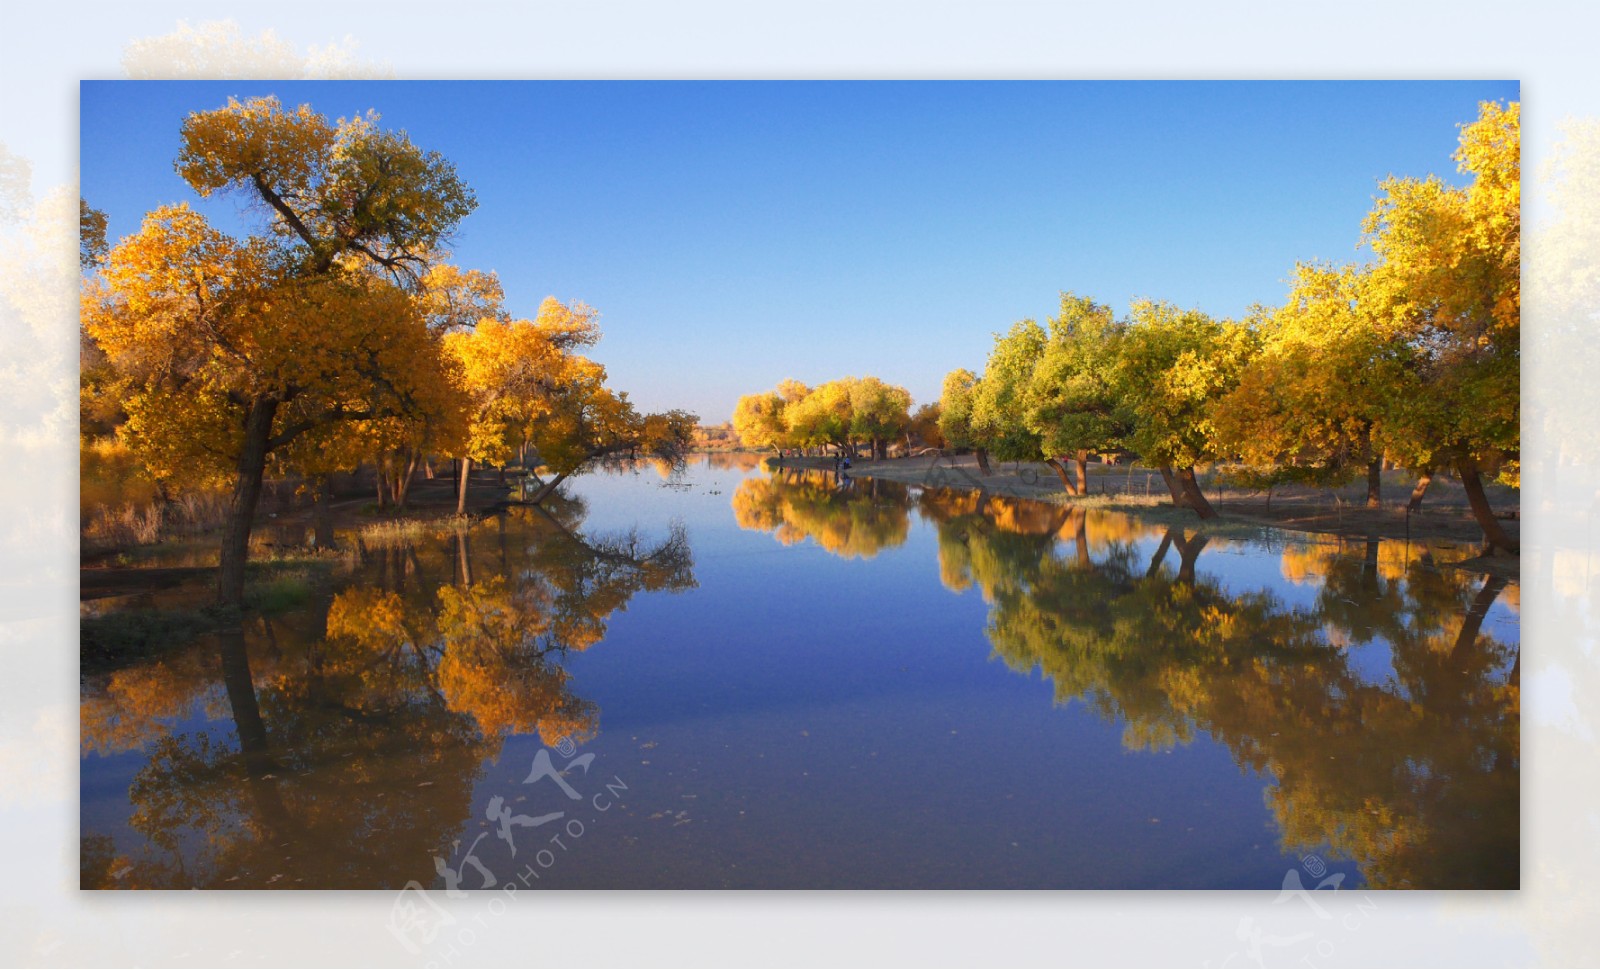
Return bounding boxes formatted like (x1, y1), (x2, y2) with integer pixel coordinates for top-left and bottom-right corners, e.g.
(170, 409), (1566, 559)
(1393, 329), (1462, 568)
(1360, 100), (1519, 476)
(1114, 300), (1256, 469)
(937, 368), (979, 450)
(1026, 292), (1133, 460)
(80, 198), (108, 269)
(969, 320), (1048, 462)
(848, 376), (913, 445)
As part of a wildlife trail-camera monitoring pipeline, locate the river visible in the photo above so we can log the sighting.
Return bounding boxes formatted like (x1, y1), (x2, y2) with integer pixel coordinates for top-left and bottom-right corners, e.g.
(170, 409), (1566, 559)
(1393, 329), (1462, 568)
(79, 454), (1519, 890)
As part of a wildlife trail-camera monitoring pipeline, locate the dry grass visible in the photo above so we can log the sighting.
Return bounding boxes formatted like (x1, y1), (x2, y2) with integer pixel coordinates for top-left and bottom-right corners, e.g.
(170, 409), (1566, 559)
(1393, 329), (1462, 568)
(81, 439), (232, 555)
(355, 514), (475, 548)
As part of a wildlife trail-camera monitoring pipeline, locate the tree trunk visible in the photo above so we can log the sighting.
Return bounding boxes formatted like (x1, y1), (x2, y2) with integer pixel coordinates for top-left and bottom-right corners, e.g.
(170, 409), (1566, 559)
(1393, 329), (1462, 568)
(217, 397), (278, 608)
(529, 469), (572, 505)
(375, 457), (389, 511)
(1157, 465), (1187, 506)
(313, 476), (335, 550)
(1074, 450), (1090, 496)
(1044, 457), (1074, 492)
(1175, 466), (1218, 520)
(1457, 457), (1518, 554)
(1407, 469), (1434, 513)
(456, 456), (472, 515)
(394, 452), (419, 508)
(975, 448), (992, 476)
(1366, 456), (1383, 508)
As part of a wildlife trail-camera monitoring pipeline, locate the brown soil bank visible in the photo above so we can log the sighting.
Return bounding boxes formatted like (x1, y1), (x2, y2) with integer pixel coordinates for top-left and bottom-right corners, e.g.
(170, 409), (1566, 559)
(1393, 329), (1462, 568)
(780, 453), (1519, 578)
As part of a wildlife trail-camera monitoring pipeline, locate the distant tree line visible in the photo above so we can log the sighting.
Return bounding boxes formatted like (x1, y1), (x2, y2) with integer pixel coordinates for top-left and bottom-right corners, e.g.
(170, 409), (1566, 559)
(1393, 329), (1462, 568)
(734, 101), (1520, 553)
(732, 376), (923, 461)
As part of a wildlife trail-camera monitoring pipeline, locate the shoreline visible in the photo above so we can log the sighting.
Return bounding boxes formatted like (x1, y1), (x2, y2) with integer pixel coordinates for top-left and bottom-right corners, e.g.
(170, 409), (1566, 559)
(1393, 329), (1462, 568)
(771, 453), (1521, 579)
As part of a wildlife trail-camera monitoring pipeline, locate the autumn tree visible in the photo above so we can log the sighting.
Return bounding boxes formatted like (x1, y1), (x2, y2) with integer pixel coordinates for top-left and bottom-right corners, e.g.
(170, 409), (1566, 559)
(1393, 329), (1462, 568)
(908, 402), (944, 450)
(85, 207), (460, 605)
(969, 320), (1049, 474)
(443, 298), (603, 512)
(637, 409), (699, 458)
(732, 389), (792, 453)
(847, 375), (912, 460)
(85, 97), (476, 606)
(784, 379), (856, 455)
(1361, 100), (1520, 552)
(1113, 300), (1257, 518)
(79, 198), (108, 269)
(1025, 292), (1133, 495)
(937, 368), (990, 474)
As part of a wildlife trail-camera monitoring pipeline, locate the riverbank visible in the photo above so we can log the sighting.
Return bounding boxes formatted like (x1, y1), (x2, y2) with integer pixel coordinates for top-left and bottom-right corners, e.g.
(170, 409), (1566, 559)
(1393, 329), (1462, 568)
(773, 453), (1520, 578)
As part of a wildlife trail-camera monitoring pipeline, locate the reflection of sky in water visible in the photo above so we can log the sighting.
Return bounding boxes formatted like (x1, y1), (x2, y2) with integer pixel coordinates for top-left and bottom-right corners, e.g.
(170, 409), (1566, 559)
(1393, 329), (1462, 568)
(79, 456), (1518, 889)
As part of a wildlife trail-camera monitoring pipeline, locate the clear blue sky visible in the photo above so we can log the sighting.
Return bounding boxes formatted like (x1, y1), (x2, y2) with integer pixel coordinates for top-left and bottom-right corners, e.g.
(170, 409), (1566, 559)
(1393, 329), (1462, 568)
(79, 80), (1518, 422)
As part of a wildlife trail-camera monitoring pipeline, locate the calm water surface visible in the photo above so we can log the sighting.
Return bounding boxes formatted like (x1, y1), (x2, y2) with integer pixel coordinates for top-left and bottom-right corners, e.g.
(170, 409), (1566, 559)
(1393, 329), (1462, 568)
(80, 455), (1519, 889)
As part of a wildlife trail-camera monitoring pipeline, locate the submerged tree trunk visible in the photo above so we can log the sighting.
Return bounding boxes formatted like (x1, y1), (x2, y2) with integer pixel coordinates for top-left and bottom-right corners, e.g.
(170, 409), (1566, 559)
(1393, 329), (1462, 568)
(975, 448), (992, 476)
(218, 397), (279, 608)
(1407, 469), (1434, 513)
(1175, 466), (1218, 520)
(1366, 456), (1383, 508)
(1457, 457), (1519, 554)
(456, 456), (472, 515)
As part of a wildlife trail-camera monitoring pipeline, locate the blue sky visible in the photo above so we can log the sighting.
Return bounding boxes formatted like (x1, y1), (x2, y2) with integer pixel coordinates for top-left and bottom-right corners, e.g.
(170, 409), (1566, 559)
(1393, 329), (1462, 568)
(79, 80), (1518, 422)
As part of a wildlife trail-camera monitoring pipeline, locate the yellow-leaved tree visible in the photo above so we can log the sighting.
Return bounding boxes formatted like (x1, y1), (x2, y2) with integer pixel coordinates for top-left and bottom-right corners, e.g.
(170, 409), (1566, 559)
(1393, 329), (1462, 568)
(84, 96), (477, 605)
(1361, 100), (1520, 552)
(443, 297), (604, 512)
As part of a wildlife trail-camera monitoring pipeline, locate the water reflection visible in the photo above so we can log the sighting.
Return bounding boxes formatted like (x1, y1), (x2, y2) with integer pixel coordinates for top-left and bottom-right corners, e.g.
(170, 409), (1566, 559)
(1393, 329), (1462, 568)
(738, 468), (1520, 888)
(732, 467), (911, 559)
(80, 502), (694, 889)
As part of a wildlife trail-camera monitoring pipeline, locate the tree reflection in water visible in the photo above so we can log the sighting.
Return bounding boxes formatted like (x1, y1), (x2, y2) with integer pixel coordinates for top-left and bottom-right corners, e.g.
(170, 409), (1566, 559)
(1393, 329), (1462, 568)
(80, 500), (694, 889)
(739, 468), (1518, 888)
(731, 467), (911, 559)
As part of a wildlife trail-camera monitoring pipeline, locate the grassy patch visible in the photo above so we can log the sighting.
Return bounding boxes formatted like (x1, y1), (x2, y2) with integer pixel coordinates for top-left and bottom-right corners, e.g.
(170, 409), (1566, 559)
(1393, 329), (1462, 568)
(356, 514), (475, 547)
(244, 568), (315, 615)
(80, 607), (228, 675)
